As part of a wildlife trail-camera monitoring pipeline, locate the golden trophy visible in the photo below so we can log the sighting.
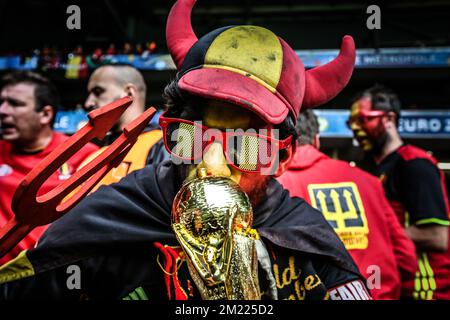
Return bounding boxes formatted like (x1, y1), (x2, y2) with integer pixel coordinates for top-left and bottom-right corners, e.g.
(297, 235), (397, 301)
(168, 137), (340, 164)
(172, 169), (261, 300)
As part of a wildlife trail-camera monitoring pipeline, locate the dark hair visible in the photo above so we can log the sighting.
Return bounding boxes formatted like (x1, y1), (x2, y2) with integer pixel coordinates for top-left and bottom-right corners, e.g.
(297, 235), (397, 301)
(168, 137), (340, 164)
(162, 77), (203, 121)
(1, 71), (60, 124)
(162, 78), (298, 144)
(351, 84), (401, 126)
(296, 109), (319, 145)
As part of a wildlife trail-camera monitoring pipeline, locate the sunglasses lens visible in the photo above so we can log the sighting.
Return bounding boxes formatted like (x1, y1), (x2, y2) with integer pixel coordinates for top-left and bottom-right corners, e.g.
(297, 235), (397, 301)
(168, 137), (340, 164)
(166, 122), (204, 159)
(163, 117), (281, 172)
(348, 116), (365, 127)
(227, 134), (274, 171)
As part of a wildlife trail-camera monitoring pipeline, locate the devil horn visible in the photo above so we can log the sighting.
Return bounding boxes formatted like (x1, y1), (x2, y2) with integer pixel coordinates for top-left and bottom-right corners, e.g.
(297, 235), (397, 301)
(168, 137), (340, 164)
(302, 35), (356, 108)
(166, 0), (198, 69)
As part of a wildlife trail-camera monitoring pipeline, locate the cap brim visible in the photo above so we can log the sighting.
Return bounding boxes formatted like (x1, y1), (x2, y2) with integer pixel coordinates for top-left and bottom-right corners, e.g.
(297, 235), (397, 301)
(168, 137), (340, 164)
(178, 68), (289, 124)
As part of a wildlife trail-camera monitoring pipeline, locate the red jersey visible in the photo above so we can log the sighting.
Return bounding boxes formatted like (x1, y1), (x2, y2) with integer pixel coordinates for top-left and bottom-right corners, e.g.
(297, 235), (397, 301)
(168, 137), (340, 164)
(376, 145), (450, 300)
(0, 132), (98, 265)
(277, 145), (417, 300)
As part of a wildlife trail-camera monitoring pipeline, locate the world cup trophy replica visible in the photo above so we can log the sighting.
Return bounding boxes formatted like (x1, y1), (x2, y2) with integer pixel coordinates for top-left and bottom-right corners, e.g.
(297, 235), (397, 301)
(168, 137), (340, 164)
(172, 168), (261, 300)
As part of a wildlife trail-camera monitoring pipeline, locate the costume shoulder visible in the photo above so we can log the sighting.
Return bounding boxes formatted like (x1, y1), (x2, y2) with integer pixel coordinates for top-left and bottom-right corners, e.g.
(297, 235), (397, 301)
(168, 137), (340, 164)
(396, 152), (449, 226)
(397, 144), (437, 164)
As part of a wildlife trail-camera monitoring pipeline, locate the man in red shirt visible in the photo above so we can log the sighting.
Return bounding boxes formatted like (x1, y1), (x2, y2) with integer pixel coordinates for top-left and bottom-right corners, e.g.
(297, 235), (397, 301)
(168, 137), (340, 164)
(278, 109), (417, 299)
(347, 84), (450, 300)
(0, 71), (98, 264)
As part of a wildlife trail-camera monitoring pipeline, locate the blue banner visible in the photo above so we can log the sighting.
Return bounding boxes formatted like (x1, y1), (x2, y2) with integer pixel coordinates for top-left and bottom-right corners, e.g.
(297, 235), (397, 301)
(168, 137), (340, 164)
(99, 54), (176, 70)
(2, 47), (450, 71)
(298, 47), (450, 69)
(314, 110), (352, 138)
(314, 110), (450, 138)
(398, 111), (450, 138)
(0, 56), (38, 70)
(54, 109), (450, 139)
(53, 109), (89, 133)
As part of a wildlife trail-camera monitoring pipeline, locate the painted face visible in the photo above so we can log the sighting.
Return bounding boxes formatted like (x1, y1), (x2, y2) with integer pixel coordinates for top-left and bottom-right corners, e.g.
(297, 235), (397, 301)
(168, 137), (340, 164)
(348, 96), (386, 152)
(0, 83), (43, 146)
(179, 100), (275, 208)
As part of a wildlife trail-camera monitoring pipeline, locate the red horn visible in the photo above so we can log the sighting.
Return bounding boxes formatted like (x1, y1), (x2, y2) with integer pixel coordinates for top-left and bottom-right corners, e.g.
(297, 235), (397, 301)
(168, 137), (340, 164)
(166, 0), (198, 69)
(302, 35), (356, 108)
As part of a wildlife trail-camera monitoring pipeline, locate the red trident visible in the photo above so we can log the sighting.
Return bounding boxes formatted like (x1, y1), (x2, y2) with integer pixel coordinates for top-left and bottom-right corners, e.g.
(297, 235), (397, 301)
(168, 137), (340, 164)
(0, 96), (157, 258)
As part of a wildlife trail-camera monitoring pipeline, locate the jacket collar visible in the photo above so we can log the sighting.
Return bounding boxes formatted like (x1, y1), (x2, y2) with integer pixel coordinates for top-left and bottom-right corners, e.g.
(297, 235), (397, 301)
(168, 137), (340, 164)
(288, 144), (328, 170)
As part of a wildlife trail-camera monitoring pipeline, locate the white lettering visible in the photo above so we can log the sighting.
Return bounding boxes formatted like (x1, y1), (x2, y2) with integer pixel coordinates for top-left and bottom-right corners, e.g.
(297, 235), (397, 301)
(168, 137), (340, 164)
(366, 5), (381, 30)
(366, 265), (381, 289)
(337, 285), (354, 300)
(66, 265), (81, 290)
(66, 5), (81, 30)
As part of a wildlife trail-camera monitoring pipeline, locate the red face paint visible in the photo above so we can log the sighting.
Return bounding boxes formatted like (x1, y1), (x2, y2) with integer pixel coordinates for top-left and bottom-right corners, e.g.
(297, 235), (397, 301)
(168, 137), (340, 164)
(348, 97), (386, 152)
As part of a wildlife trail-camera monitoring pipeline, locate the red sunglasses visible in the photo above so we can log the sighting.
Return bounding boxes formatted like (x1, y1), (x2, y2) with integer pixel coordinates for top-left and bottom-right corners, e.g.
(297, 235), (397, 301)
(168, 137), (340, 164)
(159, 112), (292, 173)
(347, 110), (386, 128)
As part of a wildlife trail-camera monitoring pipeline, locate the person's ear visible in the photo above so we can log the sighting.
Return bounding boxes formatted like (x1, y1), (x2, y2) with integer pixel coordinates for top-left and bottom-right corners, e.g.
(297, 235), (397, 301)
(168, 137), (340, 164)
(313, 134), (320, 149)
(39, 105), (54, 126)
(274, 142), (296, 177)
(124, 84), (137, 98)
(383, 111), (397, 129)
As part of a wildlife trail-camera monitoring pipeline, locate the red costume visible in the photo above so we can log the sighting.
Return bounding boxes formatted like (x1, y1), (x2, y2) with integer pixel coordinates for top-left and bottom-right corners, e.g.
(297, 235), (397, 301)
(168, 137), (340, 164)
(278, 145), (417, 299)
(0, 132), (98, 264)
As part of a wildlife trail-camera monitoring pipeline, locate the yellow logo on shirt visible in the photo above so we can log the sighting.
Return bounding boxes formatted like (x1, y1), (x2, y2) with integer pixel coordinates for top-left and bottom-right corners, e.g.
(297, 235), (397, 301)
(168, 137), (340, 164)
(308, 182), (369, 250)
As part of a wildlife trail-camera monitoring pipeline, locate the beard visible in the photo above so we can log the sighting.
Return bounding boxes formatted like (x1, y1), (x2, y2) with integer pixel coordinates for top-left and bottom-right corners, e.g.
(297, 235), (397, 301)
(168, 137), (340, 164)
(367, 130), (389, 157)
(238, 173), (271, 208)
(356, 121), (388, 157)
(174, 163), (271, 209)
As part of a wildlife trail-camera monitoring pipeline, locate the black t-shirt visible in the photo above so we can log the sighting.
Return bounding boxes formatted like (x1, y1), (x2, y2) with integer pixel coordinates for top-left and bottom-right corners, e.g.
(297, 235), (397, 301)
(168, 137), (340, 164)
(375, 145), (450, 300)
(376, 145), (449, 227)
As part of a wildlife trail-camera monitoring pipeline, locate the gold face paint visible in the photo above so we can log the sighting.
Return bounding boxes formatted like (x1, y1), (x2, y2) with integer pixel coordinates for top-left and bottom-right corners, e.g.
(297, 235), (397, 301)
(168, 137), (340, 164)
(203, 102), (252, 130)
(180, 99), (273, 209)
(185, 101), (260, 185)
(349, 98), (374, 152)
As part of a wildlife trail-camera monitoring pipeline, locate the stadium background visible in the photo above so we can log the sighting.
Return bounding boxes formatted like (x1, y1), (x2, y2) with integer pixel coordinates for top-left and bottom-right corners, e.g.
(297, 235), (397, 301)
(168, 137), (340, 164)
(0, 0), (449, 188)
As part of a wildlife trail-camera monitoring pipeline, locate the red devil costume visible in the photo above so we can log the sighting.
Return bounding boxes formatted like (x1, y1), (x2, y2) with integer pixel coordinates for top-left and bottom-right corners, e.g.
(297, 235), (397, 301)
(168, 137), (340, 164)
(0, 0), (370, 300)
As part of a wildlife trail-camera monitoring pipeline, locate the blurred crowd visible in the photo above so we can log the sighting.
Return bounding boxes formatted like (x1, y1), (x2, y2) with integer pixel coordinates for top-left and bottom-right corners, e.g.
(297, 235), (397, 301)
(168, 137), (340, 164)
(1, 41), (159, 78)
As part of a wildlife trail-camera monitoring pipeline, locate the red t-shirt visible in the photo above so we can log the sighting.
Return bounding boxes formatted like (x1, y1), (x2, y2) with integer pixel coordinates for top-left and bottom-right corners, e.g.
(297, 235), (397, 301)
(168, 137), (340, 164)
(0, 132), (98, 265)
(376, 145), (450, 300)
(277, 145), (417, 300)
